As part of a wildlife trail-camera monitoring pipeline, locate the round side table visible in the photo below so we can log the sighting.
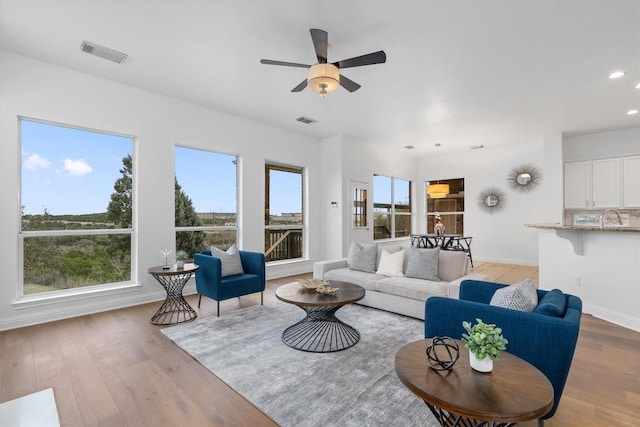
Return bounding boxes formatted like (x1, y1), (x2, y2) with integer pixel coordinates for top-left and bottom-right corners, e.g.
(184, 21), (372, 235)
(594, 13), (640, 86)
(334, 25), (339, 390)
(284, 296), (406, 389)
(148, 264), (199, 325)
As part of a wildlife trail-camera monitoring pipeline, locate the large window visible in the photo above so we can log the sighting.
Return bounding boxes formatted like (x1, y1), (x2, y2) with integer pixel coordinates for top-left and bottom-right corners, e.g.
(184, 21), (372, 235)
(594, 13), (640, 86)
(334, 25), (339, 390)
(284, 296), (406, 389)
(426, 178), (465, 234)
(265, 164), (304, 262)
(20, 119), (134, 296)
(175, 147), (238, 258)
(373, 175), (412, 240)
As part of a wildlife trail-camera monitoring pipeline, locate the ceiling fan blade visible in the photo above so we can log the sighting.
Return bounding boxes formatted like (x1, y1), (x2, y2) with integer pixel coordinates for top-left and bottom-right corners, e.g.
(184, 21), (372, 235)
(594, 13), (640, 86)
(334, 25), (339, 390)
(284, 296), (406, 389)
(310, 28), (328, 64)
(333, 50), (386, 69)
(339, 74), (361, 92)
(291, 79), (307, 92)
(260, 59), (310, 69)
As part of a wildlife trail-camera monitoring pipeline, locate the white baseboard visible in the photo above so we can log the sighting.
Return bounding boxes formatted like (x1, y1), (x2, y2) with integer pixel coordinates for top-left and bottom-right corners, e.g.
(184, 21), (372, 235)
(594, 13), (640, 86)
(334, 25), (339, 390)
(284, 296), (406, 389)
(583, 302), (640, 332)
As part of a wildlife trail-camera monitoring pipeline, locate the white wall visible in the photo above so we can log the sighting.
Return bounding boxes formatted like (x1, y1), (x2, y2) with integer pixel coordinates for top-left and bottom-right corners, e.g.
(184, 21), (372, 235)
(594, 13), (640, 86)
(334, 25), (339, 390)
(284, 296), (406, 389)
(538, 229), (640, 331)
(319, 136), (344, 260)
(417, 142), (547, 265)
(563, 127), (640, 161)
(318, 136), (419, 259)
(0, 51), (321, 330)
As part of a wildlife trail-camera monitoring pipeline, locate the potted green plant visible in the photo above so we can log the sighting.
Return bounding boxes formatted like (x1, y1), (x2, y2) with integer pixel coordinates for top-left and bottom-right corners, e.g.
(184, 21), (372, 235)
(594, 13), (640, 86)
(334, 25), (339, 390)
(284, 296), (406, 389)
(175, 250), (189, 269)
(461, 318), (508, 372)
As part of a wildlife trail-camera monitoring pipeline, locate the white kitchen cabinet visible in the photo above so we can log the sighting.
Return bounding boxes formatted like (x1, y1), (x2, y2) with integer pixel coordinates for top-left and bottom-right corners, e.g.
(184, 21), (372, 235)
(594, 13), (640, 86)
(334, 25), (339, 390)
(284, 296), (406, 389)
(564, 161), (590, 209)
(564, 158), (623, 209)
(623, 156), (640, 208)
(592, 158), (620, 208)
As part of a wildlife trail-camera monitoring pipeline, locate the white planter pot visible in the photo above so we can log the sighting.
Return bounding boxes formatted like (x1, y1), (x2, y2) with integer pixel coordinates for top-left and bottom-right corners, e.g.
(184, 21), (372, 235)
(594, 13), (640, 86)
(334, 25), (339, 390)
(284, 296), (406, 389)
(176, 260), (185, 269)
(469, 350), (493, 372)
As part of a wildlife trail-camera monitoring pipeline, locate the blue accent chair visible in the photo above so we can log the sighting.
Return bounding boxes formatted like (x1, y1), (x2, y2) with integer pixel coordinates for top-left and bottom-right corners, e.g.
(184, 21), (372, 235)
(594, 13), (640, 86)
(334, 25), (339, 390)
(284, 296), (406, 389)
(194, 250), (266, 316)
(424, 279), (582, 425)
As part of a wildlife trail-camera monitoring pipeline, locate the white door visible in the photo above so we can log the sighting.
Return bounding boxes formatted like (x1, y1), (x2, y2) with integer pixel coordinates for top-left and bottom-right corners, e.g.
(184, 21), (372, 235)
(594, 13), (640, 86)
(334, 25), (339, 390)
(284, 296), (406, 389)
(349, 180), (371, 245)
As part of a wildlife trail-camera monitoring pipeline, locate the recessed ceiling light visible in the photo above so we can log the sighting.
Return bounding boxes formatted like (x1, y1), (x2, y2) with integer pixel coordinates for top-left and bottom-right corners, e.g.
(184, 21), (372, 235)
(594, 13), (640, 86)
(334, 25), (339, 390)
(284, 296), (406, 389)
(627, 109), (639, 115)
(608, 71), (625, 79)
(635, 82), (640, 89)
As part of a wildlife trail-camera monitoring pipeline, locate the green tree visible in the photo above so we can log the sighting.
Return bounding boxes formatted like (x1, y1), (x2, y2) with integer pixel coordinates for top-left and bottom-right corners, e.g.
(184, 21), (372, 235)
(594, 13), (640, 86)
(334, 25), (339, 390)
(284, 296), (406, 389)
(105, 154), (203, 259)
(105, 154), (133, 273)
(107, 154), (133, 227)
(175, 179), (204, 257)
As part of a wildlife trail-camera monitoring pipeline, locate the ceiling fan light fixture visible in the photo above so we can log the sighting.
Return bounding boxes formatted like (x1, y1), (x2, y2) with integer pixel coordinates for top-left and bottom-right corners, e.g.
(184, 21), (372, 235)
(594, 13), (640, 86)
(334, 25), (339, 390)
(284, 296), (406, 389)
(307, 64), (340, 97)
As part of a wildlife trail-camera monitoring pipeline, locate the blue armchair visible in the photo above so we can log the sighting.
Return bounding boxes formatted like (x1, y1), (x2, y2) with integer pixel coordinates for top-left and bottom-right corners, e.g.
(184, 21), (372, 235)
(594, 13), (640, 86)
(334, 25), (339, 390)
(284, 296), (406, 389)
(194, 250), (266, 316)
(424, 279), (582, 424)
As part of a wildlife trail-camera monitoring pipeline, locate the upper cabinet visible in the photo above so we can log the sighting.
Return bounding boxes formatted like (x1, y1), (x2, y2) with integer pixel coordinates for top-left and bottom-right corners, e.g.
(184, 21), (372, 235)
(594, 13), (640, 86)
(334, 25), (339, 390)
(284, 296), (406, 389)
(623, 156), (640, 208)
(564, 156), (639, 209)
(592, 158), (620, 208)
(564, 161), (591, 209)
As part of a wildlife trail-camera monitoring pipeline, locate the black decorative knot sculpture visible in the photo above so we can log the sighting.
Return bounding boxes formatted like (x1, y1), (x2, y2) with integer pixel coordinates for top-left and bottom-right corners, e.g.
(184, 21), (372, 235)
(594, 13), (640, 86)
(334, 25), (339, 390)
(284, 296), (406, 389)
(426, 336), (460, 371)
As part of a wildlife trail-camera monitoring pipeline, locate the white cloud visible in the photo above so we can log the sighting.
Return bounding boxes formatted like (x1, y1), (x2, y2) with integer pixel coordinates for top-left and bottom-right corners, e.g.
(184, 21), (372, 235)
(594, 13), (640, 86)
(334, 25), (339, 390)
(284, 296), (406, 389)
(63, 158), (93, 176)
(24, 153), (50, 171)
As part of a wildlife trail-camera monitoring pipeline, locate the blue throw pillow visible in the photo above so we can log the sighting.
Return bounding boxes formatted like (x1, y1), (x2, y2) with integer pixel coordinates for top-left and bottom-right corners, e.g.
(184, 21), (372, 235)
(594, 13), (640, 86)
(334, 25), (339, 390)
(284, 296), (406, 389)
(534, 289), (566, 317)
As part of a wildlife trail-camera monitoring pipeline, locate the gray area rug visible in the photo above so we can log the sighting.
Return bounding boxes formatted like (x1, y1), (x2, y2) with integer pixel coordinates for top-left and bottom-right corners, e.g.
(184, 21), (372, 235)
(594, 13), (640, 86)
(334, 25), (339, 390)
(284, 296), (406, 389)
(161, 301), (438, 427)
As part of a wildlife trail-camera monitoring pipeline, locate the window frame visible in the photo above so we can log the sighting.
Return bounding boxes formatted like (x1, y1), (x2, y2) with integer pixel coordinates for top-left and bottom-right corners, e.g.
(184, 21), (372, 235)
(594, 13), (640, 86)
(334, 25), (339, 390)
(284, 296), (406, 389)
(425, 178), (465, 235)
(18, 117), (136, 299)
(264, 163), (305, 263)
(174, 146), (239, 255)
(373, 175), (412, 240)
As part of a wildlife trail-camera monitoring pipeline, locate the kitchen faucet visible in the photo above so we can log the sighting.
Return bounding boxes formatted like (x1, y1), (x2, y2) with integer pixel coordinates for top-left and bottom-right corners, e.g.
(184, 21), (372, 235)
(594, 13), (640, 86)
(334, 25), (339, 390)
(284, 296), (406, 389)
(599, 209), (622, 227)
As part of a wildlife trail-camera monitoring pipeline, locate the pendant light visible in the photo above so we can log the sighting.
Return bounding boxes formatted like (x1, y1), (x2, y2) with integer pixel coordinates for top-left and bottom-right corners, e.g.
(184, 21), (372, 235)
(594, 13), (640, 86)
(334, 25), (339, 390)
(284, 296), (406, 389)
(427, 143), (449, 199)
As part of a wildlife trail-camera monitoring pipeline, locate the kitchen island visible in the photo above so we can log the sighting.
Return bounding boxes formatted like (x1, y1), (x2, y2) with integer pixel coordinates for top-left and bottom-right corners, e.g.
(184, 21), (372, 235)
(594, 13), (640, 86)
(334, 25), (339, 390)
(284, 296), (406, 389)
(527, 223), (640, 332)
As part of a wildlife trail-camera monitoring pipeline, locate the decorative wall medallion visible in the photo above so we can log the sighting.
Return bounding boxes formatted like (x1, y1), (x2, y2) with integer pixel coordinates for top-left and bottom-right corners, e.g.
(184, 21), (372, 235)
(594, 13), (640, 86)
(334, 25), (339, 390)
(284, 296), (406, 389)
(508, 164), (542, 192)
(477, 187), (505, 213)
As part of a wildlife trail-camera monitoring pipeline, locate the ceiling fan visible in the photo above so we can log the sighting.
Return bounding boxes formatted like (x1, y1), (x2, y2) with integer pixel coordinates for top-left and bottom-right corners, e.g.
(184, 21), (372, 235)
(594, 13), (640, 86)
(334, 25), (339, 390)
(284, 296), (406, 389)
(260, 28), (386, 97)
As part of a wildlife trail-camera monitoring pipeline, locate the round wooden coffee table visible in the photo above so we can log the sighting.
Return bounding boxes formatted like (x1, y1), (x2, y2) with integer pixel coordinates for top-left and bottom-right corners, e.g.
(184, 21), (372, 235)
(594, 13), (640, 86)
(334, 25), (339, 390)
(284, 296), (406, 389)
(395, 339), (554, 426)
(275, 281), (365, 353)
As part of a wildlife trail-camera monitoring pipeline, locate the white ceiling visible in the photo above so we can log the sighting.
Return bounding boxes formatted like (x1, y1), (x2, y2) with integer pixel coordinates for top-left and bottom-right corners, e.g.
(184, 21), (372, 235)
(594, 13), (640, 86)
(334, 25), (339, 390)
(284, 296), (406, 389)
(1, 0), (639, 156)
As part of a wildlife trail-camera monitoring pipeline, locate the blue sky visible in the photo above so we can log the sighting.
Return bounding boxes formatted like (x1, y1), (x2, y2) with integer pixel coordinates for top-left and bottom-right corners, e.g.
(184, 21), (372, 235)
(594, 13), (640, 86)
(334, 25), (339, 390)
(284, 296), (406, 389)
(21, 120), (132, 216)
(21, 119), (300, 216)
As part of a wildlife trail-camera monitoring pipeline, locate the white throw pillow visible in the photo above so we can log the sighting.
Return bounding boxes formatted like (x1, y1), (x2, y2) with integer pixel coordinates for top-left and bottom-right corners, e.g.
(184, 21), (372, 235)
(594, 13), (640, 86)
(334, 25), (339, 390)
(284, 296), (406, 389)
(376, 249), (405, 277)
(210, 244), (245, 277)
(489, 278), (538, 312)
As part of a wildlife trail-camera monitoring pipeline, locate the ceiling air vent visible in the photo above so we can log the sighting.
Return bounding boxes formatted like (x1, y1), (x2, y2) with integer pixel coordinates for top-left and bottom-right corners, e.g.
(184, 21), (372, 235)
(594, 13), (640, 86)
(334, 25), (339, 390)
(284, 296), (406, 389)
(80, 40), (128, 64)
(296, 116), (318, 125)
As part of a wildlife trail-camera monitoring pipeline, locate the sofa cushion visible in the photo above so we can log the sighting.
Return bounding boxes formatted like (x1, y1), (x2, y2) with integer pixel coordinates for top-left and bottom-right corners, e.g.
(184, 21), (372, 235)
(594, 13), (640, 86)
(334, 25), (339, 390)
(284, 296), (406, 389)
(534, 289), (566, 317)
(437, 250), (468, 282)
(210, 244), (245, 277)
(324, 267), (382, 291)
(375, 276), (449, 301)
(405, 247), (440, 281)
(376, 245), (405, 270)
(376, 249), (405, 276)
(347, 242), (378, 273)
(489, 278), (538, 312)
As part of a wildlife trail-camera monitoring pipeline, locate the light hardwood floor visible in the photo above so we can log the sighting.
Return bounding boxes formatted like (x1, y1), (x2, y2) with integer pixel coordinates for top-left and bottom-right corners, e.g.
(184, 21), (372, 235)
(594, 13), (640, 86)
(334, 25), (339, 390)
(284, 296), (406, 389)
(1, 263), (638, 426)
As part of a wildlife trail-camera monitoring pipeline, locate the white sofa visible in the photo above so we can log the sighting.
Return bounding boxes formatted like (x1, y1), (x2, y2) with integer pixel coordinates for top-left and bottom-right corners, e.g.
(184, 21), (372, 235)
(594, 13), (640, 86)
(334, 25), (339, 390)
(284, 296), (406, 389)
(313, 244), (487, 320)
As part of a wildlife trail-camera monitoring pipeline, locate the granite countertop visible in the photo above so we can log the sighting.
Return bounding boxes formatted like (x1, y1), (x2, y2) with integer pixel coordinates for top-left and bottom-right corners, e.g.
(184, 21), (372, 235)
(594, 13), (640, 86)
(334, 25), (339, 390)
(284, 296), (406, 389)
(525, 223), (640, 232)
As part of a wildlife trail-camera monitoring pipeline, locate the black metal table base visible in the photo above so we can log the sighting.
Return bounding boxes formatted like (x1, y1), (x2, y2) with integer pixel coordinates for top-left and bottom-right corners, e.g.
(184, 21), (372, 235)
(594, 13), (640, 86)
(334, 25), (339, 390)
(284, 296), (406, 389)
(150, 272), (198, 325)
(426, 401), (516, 427)
(282, 305), (360, 352)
